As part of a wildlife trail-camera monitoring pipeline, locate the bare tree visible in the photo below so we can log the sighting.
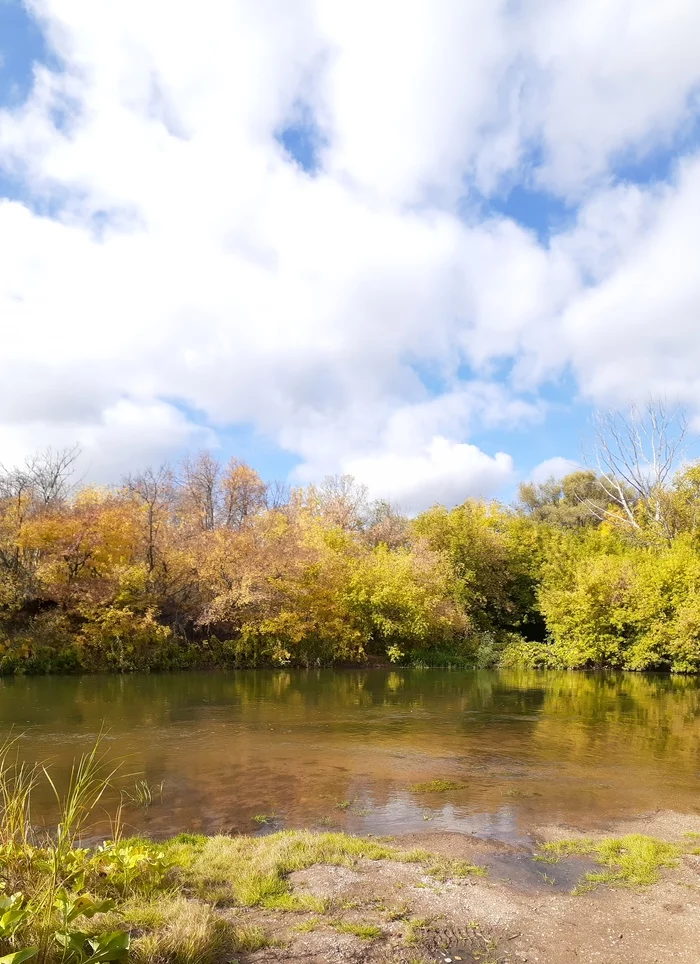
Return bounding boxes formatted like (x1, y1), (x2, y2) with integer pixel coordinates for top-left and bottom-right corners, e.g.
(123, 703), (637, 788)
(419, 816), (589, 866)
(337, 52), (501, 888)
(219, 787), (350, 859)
(584, 399), (688, 533)
(180, 451), (221, 531)
(125, 464), (175, 572)
(364, 499), (409, 547)
(265, 479), (291, 511)
(0, 445), (81, 507)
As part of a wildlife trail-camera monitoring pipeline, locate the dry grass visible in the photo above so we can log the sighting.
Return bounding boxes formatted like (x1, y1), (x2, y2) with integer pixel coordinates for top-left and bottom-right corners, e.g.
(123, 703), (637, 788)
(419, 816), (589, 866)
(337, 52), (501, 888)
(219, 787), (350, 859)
(126, 899), (270, 963)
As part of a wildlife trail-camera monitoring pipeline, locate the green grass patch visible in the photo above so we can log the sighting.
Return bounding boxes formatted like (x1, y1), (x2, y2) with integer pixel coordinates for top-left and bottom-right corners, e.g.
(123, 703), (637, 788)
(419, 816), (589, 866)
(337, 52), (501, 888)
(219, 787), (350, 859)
(293, 918), (321, 933)
(252, 813), (276, 825)
(332, 921), (382, 940)
(540, 834), (682, 889)
(173, 830), (416, 909)
(426, 857), (488, 881)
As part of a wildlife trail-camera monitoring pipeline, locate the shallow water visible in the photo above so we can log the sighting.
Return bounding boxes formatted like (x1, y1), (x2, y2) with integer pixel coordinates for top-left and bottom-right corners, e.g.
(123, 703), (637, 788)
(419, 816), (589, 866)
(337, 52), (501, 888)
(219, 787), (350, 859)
(1, 668), (699, 843)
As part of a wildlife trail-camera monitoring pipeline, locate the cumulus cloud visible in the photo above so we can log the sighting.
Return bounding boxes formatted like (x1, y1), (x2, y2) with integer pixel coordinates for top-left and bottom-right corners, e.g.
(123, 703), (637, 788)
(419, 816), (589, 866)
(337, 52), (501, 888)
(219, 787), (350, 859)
(345, 438), (514, 516)
(0, 0), (699, 509)
(530, 457), (579, 485)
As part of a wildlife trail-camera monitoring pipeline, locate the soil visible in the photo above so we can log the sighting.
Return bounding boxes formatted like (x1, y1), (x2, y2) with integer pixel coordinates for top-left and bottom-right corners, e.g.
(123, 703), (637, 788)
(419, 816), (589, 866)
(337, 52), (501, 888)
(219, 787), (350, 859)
(234, 810), (700, 963)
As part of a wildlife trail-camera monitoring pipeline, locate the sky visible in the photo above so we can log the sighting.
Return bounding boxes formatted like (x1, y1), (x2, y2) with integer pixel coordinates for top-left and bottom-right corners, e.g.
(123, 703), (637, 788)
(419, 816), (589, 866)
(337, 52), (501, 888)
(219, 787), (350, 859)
(1, 0), (699, 513)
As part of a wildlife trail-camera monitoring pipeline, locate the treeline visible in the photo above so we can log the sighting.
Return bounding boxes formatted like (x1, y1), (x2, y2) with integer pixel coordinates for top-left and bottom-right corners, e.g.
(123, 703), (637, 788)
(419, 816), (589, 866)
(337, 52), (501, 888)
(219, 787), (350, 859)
(2, 403), (700, 674)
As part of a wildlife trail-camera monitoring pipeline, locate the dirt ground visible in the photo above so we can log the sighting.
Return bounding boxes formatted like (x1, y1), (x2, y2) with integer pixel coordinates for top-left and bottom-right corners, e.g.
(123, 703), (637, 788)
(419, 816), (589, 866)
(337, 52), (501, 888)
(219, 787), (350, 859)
(237, 810), (700, 963)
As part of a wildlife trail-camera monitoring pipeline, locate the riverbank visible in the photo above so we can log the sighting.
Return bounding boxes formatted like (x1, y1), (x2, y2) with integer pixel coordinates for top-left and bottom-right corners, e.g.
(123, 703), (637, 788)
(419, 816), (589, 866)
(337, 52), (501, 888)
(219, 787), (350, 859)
(176, 810), (700, 964)
(4, 810), (699, 963)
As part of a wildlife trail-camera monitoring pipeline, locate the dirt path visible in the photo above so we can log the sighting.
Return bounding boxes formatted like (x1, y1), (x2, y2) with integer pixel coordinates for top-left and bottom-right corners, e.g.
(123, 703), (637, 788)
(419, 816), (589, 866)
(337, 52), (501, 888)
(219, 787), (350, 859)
(239, 811), (700, 963)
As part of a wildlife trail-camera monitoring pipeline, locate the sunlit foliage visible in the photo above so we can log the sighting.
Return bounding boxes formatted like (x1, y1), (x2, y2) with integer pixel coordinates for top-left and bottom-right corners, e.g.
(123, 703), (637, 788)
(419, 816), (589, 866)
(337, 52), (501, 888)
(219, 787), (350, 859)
(3, 443), (700, 673)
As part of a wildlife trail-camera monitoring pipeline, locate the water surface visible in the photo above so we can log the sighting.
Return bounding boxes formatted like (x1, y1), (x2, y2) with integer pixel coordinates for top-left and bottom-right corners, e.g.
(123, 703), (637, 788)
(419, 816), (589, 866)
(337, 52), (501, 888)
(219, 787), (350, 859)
(1, 669), (699, 843)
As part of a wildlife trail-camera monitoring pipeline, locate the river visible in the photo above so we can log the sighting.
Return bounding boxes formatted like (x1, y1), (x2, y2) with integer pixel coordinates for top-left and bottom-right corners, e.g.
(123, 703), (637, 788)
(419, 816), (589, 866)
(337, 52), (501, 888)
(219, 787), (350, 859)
(1, 668), (698, 842)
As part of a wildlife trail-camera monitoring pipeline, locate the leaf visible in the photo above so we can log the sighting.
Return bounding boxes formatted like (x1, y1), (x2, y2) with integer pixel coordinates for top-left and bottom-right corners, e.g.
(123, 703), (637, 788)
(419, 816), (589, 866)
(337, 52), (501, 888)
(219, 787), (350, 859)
(85, 931), (131, 963)
(0, 950), (39, 964)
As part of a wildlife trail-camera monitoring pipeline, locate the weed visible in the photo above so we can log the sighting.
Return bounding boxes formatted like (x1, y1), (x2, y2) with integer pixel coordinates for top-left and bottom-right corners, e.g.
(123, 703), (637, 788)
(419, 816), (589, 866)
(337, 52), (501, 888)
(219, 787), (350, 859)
(409, 780), (465, 793)
(426, 858), (488, 881)
(334, 797), (371, 815)
(293, 918), (320, 933)
(122, 780), (163, 810)
(385, 902), (411, 921)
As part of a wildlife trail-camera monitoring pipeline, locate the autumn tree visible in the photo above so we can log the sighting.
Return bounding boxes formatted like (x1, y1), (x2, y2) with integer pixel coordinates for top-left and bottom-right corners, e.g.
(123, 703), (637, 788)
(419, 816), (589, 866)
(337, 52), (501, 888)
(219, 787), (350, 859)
(222, 459), (267, 528)
(308, 474), (369, 531)
(124, 465), (175, 573)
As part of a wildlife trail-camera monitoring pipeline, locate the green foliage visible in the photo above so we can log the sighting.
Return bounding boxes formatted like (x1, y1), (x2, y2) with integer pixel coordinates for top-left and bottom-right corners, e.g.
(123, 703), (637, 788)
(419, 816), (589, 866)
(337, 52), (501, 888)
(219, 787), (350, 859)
(3, 450), (700, 674)
(535, 530), (700, 672)
(518, 470), (613, 529)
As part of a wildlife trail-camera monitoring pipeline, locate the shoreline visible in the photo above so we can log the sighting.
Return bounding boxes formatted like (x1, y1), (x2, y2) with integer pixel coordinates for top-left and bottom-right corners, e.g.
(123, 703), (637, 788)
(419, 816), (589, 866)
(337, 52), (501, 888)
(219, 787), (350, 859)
(218, 810), (700, 963)
(144, 810), (700, 963)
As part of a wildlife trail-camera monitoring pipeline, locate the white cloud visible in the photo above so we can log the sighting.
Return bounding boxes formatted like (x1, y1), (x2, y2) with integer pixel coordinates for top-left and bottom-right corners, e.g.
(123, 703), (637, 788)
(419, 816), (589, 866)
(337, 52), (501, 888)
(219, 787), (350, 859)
(0, 0), (699, 502)
(559, 155), (700, 407)
(345, 437), (514, 515)
(517, 0), (700, 195)
(530, 456), (579, 485)
(0, 399), (212, 484)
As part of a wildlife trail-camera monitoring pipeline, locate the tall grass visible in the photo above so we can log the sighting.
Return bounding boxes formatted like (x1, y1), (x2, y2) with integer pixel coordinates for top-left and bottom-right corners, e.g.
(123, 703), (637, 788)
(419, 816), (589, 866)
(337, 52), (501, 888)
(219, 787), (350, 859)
(0, 736), (133, 963)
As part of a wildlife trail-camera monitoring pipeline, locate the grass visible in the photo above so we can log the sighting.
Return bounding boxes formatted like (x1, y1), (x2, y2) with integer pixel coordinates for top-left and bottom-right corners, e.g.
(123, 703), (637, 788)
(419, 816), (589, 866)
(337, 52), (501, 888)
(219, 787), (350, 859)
(123, 778), (164, 809)
(409, 779), (465, 793)
(682, 832), (700, 854)
(0, 738), (278, 964)
(403, 916), (430, 945)
(540, 834), (683, 890)
(426, 857), (488, 881)
(120, 899), (271, 963)
(334, 796), (372, 815)
(332, 921), (382, 940)
(166, 830), (427, 910)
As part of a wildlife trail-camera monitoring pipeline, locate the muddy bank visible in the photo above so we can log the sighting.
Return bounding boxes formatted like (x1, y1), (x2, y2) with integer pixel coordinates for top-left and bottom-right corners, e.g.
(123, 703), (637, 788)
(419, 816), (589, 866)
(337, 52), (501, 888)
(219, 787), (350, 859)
(237, 810), (700, 963)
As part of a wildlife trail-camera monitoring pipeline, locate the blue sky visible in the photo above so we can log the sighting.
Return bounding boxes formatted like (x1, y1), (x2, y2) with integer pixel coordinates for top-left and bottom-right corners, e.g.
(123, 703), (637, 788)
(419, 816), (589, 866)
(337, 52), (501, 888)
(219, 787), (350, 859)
(1, 1), (700, 510)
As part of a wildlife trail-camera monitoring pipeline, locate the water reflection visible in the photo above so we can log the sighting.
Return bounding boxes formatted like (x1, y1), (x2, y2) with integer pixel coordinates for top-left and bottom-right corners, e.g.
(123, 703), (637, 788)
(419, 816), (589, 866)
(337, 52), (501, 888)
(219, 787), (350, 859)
(1, 668), (699, 841)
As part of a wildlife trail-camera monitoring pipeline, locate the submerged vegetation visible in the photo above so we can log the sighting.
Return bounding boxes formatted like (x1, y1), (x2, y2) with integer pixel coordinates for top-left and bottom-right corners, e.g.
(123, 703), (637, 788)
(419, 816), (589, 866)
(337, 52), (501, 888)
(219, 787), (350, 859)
(409, 780), (466, 793)
(2, 401), (700, 674)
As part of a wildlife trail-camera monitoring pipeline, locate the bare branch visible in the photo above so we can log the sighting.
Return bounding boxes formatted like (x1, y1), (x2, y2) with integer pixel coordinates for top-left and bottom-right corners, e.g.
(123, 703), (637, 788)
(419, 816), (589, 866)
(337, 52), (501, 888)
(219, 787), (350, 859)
(583, 398), (687, 534)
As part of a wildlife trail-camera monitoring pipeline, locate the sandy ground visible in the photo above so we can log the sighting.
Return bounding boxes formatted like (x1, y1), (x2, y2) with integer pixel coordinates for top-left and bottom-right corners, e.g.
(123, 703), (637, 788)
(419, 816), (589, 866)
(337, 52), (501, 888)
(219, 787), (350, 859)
(236, 810), (700, 963)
